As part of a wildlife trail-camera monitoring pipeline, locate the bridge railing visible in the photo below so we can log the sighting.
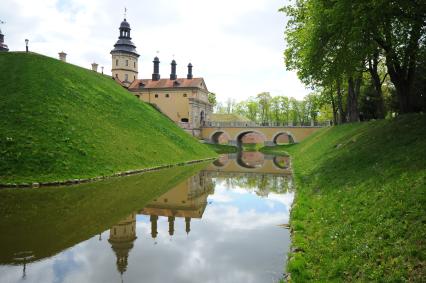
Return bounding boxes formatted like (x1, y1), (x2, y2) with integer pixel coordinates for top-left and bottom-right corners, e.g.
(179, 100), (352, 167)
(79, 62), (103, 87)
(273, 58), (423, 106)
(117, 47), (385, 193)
(204, 121), (330, 128)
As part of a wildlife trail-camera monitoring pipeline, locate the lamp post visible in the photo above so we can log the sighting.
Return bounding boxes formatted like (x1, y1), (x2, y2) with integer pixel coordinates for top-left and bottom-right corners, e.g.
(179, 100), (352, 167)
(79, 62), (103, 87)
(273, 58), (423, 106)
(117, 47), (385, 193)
(25, 39), (29, 53)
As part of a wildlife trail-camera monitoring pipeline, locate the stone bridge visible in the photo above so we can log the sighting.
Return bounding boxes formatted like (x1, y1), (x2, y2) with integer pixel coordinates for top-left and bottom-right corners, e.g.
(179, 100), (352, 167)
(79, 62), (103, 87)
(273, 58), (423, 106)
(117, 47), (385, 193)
(201, 121), (327, 146)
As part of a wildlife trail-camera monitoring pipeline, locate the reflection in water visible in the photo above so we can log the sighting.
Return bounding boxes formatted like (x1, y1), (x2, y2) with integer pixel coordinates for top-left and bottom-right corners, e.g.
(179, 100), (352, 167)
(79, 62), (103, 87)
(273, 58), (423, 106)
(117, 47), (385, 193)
(0, 153), (294, 283)
(108, 213), (137, 276)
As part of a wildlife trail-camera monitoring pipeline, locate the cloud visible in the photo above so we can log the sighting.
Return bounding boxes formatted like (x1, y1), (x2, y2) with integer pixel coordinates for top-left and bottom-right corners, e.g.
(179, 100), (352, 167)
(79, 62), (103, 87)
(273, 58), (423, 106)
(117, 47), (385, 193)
(1, 0), (310, 104)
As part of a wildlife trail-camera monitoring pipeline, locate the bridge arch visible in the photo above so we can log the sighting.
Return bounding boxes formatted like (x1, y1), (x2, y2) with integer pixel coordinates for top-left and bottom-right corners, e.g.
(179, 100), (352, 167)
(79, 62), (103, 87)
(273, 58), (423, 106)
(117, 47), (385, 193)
(235, 130), (267, 146)
(273, 156), (291, 169)
(212, 154), (230, 167)
(210, 131), (230, 144)
(272, 131), (296, 144)
(236, 151), (265, 169)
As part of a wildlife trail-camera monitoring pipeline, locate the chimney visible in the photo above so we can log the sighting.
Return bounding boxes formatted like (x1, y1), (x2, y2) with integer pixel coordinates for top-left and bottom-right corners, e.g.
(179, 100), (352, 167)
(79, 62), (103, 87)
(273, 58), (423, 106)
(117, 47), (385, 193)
(152, 56), (160, 81)
(58, 51), (67, 62)
(187, 63), (193, 79)
(170, 60), (177, 80)
(91, 62), (98, 72)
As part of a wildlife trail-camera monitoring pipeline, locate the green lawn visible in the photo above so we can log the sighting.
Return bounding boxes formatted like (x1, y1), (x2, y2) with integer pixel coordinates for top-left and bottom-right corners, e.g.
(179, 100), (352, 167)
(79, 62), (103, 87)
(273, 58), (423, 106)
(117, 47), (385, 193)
(0, 52), (216, 184)
(284, 114), (426, 282)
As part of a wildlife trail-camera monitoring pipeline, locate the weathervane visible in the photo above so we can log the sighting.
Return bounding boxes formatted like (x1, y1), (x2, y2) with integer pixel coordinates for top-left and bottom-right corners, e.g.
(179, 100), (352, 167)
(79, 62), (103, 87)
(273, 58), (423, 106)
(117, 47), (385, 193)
(124, 7), (127, 19)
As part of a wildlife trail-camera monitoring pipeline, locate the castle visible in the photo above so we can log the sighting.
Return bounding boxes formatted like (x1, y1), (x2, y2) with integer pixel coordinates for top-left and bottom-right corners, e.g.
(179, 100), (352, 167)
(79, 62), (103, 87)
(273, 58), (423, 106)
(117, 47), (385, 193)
(110, 17), (213, 137)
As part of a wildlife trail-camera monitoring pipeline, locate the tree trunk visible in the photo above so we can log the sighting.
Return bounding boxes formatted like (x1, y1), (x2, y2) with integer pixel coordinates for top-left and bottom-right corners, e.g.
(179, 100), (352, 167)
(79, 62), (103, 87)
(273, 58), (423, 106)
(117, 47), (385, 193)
(375, 21), (421, 114)
(329, 88), (337, 126)
(336, 79), (345, 124)
(347, 76), (360, 123)
(368, 54), (385, 119)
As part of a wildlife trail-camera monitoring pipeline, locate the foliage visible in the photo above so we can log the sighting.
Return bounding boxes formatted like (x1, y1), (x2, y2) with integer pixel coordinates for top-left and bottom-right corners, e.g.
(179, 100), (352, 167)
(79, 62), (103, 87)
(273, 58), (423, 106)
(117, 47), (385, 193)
(208, 92), (217, 107)
(0, 52), (216, 184)
(226, 93), (327, 125)
(286, 114), (426, 281)
(280, 0), (426, 119)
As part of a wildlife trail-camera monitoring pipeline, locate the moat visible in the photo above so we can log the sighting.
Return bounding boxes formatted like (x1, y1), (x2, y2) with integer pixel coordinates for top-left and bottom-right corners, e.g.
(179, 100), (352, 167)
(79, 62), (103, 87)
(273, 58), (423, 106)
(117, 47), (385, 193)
(0, 153), (294, 283)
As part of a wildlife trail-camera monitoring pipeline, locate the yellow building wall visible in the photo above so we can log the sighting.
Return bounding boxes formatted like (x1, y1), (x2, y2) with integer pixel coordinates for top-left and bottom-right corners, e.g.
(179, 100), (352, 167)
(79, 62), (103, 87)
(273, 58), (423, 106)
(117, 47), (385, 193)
(111, 52), (138, 85)
(135, 88), (211, 129)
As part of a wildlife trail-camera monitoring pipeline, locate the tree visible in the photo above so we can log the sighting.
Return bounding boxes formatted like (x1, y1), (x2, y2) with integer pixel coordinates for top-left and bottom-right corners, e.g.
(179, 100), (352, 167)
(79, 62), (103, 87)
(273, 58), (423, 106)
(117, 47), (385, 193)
(281, 0), (426, 116)
(208, 92), (217, 107)
(257, 92), (272, 124)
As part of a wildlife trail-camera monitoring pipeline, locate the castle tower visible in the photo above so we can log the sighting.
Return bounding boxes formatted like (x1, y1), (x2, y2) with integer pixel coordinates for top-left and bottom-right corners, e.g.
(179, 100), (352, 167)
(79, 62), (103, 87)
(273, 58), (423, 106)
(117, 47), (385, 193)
(108, 213), (137, 276)
(110, 17), (139, 87)
(0, 28), (9, 52)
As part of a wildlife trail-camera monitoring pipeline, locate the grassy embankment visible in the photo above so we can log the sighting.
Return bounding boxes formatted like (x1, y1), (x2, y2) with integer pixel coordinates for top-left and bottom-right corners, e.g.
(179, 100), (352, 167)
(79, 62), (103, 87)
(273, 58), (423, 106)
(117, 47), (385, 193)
(267, 114), (425, 282)
(0, 52), (216, 184)
(0, 162), (207, 264)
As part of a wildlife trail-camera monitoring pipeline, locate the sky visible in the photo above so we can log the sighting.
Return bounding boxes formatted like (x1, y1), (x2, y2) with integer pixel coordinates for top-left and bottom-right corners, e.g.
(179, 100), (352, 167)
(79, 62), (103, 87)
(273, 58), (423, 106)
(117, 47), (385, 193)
(0, 0), (310, 102)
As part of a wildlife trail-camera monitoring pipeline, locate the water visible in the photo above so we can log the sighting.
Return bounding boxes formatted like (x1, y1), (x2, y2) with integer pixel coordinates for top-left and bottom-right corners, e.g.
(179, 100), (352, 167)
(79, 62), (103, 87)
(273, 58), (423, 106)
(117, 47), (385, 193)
(0, 153), (294, 283)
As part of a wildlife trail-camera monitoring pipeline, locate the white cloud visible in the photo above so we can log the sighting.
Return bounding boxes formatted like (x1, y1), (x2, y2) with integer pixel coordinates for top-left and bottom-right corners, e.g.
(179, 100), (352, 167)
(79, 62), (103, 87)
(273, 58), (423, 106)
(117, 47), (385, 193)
(1, 0), (310, 102)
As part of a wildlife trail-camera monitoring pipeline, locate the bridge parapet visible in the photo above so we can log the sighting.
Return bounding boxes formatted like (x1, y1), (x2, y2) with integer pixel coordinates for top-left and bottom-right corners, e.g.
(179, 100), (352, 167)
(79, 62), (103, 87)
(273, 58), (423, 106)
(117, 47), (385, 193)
(204, 121), (330, 128)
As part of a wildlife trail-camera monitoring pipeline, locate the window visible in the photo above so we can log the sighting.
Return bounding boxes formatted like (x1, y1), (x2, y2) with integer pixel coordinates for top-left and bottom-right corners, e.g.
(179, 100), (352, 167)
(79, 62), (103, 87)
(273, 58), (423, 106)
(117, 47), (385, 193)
(155, 94), (159, 98)
(116, 59), (118, 66)
(115, 74), (118, 78)
(126, 60), (129, 66)
(165, 94), (170, 98)
(134, 62), (136, 68)
(183, 93), (187, 97)
(134, 75), (136, 80)
(181, 118), (189, 122)
(125, 74), (128, 81)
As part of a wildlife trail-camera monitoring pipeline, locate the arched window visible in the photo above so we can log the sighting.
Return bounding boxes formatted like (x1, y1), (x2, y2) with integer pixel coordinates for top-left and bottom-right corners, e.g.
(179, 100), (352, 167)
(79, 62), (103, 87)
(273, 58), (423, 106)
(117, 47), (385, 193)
(116, 59), (118, 66)
(126, 60), (129, 66)
(200, 111), (205, 125)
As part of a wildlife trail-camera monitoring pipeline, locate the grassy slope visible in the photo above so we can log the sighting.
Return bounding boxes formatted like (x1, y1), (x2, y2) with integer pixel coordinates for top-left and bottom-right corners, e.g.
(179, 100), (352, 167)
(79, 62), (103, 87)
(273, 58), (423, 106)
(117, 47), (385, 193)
(285, 114), (425, 282)
(0, 162), (208, 264)
(0, 52), (215, 183)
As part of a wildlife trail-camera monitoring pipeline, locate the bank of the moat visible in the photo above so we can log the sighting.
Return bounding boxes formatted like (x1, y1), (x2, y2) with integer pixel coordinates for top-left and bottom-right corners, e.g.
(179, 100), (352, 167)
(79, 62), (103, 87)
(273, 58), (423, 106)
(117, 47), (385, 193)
(0, 152), (294, 283)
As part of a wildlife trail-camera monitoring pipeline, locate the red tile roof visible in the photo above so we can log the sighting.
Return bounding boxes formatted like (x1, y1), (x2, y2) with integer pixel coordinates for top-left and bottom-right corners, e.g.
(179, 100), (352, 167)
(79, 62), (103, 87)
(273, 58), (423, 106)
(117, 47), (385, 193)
(128, 78), (208, 91)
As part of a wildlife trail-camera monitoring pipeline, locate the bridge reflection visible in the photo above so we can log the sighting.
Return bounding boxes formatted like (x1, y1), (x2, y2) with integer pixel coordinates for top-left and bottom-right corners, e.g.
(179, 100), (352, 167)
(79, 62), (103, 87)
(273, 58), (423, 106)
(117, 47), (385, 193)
(206, 152), (292, 175)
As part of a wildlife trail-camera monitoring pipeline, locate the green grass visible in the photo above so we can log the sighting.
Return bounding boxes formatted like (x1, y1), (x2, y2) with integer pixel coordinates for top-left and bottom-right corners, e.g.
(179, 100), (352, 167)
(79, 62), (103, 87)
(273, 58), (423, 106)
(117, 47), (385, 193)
(0, 52), (216, 184)
(205, 143), (238, 153)
(0, 162), (208, 264)
(260, 144), (292, 156)
(286, 114), (426, 282)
